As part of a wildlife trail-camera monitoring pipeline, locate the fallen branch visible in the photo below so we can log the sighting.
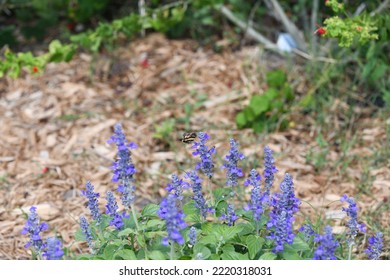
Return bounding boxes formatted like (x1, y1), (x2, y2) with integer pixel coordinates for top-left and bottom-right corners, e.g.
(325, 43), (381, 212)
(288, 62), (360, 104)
(268, 0), (308, 51)
(218, 5), (336, 63)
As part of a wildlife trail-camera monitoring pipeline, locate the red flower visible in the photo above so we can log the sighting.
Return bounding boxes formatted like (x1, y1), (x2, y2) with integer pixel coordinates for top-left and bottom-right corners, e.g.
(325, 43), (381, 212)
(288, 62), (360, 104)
(41, 167), (49, 174)
(32, 66), (39, 73)
(314, 27), (326, 36)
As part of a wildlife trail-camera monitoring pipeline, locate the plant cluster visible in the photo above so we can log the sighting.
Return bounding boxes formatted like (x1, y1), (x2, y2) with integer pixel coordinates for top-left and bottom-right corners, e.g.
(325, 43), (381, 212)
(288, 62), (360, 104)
(21, 124), (385, 260)
(236, 70), (294, 133)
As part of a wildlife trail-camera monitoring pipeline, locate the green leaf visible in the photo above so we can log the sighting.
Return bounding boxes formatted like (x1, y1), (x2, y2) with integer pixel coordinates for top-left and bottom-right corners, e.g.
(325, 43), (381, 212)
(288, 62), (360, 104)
(281, 251), (302, 260)
(246, 235), (265, 259)
(213, 188), (231, 202)
(148, 250), (167, 260)
(249, 95), (269, 116)
(137, 235), (146, 247)
(201, 222), (213, 234)
(220, 251), (248, 260)
(145, 219), (165, 229)
(243, 107), (255, 122)
(236, 112), (247, 128)
(259, 252), (277, 260)
(263, 88), (279, 100)
(266, 69), (287, 88)
(215, 225), (243, 241)
(118, 228), (136, 237)
(114, 249), (137, 260)
(142, 204), (160, 217)
(199, 234), (218, 245)
(193, 244), (211, 260)
(183, 201), (198, 216)
(103, 244), (119, 260)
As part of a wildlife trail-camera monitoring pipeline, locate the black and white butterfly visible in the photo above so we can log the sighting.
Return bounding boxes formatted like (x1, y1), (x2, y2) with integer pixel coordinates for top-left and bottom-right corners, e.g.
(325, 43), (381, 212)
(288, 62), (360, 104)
(179, 132), (197, 144)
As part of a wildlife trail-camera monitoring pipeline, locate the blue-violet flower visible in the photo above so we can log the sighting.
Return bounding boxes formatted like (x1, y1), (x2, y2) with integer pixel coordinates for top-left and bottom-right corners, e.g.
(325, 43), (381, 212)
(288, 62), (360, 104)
(105, 191), (128, 230)
(166, 174), (190, 201)
(188, 227), (197, 246)
(266, 173), (300, 253)
(340, 194), (366, 245)
(42, 237), (64, 260)
(221, 139), (245, 188)
(191, 132), (216, 178)
(107, 123), (138, 208)
(299, 224), (315, 241)
(81, 181), (101, 223)
(263, 146), (278, 196)
(80, 216), (94, 250)
(21, 206), (49, 253)
(313, 226), (339, 260)
(220, 204), (238, 226)
(244, 169), (267, 221)
(365, 232), (383, 260)
(185, 170), (212, 218)
(158, 194), (187, 246)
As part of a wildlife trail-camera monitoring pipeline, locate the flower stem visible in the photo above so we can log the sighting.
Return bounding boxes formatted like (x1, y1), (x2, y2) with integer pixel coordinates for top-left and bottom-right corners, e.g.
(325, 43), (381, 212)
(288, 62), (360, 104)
(130, 204), (140, 231)
(170, 242), (175, 260)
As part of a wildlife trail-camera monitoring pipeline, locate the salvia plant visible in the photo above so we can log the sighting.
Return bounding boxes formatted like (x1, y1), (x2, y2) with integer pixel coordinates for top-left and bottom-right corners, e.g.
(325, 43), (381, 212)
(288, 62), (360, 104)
(21, 124), (385, 260)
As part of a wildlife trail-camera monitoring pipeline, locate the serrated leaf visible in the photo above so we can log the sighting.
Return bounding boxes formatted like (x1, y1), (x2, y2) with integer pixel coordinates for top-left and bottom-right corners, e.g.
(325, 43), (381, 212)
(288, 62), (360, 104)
(214, 225), (243, 241)
(103, 244), (119, 260)
(201, 222), (213, 234)
(118, 228), (136, 237)
(246, 235), (265, 259)
(199, 234), (218, 245)
(282, 251), (302, 260)
(114, 249), (137, 260)
(213, 188), (231, 202)
(183, 201), (198, 215)
(148, 250), (167, 260)
(220, 251), (248, 260)
(193, 244), (211, 260)
(142, 204), (160, 217)
(259, 252), (277, 260)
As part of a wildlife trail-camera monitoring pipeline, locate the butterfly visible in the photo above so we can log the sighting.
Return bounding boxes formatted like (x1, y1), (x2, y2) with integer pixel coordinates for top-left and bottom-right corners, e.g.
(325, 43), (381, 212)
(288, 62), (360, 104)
(179, 132), (197, 144)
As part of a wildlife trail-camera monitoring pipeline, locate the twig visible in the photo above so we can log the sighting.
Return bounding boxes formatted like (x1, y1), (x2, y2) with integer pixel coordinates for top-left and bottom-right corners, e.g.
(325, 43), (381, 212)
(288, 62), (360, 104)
(311, 0), (319, 56)
(219, 5), (280, 51)
(268, 0), (307, 51)
(370, 0), (390, 16)
(219, 5), (336, 63)
(139, 0), (146, 37)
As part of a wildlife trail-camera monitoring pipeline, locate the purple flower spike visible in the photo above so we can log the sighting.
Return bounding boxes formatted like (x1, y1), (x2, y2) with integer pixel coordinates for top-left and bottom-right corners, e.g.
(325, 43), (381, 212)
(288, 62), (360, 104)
(81, 181), (101, 223)
(108, 123), (137, 208)
(191, 132), (216, 178)
(42, 237), (64, 260)
(266, 173), (300, 253)
(80, 216), (94, 250)
(166, 174), (190, 201)
(245, 169), (267, 221)
(105, 191), (128, 230)
(185, 170), (213, 219)
(158, 194), (187, 246)
(365, 232), (383, 260)
(299, 224), (315, 241)
(340, 194), (366, 245)
(21, 206), (49, 253)
(263, 146), (278, 196)
(220, 204), (238, 226)
(188, 227), (197, 246)
(313, 226), (339, 260)
(221, 139), (245, 188)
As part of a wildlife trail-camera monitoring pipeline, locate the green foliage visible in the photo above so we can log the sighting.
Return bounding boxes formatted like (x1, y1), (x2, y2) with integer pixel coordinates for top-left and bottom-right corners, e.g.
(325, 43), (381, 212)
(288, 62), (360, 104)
(236, 70), (294, 133)
(323, 15), (378, 48)
(153, 119), (176, 142)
